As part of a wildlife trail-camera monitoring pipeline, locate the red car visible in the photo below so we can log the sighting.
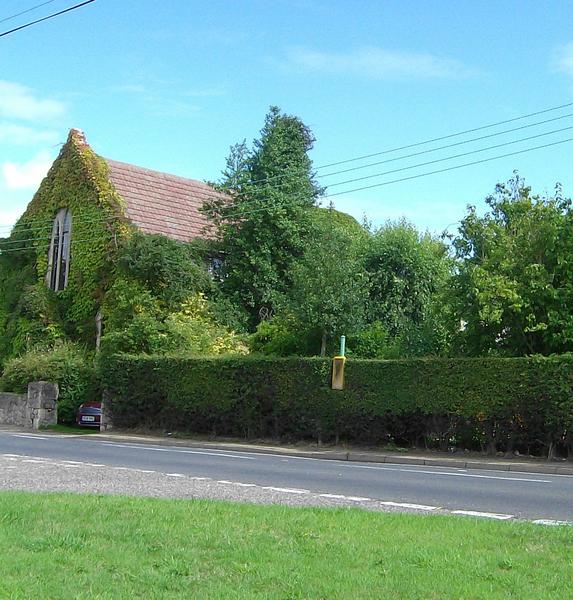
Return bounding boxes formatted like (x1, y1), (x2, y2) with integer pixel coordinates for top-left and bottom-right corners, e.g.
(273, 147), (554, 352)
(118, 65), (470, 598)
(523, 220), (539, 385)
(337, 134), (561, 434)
(76, 401), (102, 428)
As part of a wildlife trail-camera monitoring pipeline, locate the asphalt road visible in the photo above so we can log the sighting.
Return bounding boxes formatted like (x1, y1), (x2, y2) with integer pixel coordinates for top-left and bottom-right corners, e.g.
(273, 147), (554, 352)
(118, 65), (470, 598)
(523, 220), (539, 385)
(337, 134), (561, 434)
(0, 430), (572, 523)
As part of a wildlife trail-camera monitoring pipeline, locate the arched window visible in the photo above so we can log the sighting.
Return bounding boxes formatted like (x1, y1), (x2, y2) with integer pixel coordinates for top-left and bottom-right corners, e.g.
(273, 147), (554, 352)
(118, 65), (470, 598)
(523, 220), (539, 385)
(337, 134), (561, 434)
(47, 209), (72, 291)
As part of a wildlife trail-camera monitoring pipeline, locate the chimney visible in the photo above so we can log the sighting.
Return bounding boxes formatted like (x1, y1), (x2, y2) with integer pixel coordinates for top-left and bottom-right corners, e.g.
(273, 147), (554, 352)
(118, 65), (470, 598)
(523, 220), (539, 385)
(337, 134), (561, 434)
(69, 128), (87, 146)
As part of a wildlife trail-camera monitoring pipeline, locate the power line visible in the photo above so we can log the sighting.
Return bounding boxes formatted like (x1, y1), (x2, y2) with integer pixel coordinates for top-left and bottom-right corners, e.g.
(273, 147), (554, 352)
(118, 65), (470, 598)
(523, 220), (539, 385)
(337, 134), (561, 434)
(0, 236), (111, 254)
(316, 100), (573, 170)
(0, 0), (96, 38)
(158, 128), (573, 219)
(325, 125), (573, 190)
(193, 101), (573, 194)
(4, 136), (573, 253)
(2, 101), (572, 234)
(0, 214), (124, 235)
(0, 0), (59, 24)
(325, 136), (573, 199)
(319, 111), (573, 179)
(2, 101), (573, 237)
(151, 119), (573, 218)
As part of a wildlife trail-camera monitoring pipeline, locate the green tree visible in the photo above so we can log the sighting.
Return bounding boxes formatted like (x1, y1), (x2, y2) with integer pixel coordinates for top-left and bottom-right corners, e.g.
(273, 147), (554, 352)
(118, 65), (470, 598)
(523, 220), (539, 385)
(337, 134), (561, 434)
(285, 221), (370, 356)
(451, 174), (573, 356)
(115, 232), (212, 310)
(203, 106), (323, 327)
(364, 219), (452, 356)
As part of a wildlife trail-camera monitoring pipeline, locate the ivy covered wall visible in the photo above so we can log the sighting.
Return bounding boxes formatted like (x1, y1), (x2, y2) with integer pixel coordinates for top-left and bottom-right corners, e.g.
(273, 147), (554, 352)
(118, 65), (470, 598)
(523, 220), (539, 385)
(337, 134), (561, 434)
(0, 129), (131, 363)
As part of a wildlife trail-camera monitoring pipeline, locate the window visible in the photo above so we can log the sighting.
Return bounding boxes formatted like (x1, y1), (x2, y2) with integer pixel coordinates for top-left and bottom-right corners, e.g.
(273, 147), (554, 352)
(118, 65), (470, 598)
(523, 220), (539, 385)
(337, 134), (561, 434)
(47, 209), (72, 291)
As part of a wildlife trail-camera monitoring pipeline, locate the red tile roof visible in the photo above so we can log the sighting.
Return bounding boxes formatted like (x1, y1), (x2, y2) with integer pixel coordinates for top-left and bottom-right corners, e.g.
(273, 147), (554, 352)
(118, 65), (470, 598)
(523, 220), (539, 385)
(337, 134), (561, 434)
(105, 158), (223, 242)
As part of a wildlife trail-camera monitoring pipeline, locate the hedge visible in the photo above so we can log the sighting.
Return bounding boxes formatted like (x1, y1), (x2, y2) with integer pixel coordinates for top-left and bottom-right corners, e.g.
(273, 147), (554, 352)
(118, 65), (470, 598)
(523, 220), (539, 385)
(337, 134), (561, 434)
(101, 354), (573, 458)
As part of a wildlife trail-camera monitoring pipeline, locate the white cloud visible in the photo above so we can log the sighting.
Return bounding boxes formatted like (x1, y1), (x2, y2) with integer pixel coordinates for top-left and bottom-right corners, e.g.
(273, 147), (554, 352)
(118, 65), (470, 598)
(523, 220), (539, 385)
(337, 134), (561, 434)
(284, 46), (472, 80)
(0, 206), (26, 232)
(2, 151), (53, 190)
(554, 42), (573, 76)
(0, 81), (66, 122)
(0, 123), (59, 145)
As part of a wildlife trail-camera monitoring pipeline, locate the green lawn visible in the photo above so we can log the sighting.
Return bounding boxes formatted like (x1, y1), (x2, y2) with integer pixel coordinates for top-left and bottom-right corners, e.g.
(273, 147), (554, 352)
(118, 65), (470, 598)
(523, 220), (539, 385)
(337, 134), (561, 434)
(0, 492), (571, 599)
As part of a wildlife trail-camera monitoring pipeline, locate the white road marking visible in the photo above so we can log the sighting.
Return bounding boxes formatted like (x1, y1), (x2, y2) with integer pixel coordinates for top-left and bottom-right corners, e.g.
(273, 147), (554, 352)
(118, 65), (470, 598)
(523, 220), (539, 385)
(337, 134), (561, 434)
(263, 486), (310, 495)
(9, 434), (50, 440)
(345, 496), (373, 502)
(380, 501), (439, 511)
(532, 519), (573, 526)
(347, 464), (551, 483)
(452, 510), (513, 520)
(100, 442), (256, 460)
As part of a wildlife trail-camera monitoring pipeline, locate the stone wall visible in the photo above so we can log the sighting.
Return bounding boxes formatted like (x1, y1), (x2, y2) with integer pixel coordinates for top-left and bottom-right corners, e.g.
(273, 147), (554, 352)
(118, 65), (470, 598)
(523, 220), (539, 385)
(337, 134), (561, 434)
(0, 382), (58, 429)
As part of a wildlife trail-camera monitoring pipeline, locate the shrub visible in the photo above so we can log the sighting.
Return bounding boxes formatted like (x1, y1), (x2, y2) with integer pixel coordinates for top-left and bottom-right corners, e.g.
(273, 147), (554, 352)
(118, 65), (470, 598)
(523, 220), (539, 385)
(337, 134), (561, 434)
(0, 343), (99, 424)
(101, 354), (573, 457)
(100, 293), (248, 357)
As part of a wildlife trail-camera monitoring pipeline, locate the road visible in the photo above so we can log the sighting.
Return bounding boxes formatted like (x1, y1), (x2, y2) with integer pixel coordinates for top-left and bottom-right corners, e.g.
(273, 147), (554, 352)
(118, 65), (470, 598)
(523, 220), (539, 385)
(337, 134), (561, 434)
(0, 429), (571, 524)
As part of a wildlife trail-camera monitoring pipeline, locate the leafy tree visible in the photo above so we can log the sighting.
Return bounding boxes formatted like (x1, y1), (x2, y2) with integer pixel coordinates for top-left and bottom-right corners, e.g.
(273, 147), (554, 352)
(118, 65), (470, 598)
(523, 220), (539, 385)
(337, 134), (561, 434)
(116, 232), (211, 310)
(346, 321), (401, 359)
(451, 174), (573, 356)
(364, 219), (452, 356)
(284, 220), (370, 356)
(203, 106), (323, 326)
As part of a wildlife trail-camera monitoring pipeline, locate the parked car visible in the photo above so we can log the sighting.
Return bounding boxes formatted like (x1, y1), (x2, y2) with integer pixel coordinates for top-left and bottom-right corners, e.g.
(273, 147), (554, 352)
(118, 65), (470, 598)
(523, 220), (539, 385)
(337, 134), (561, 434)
(76, 401), (102, 428)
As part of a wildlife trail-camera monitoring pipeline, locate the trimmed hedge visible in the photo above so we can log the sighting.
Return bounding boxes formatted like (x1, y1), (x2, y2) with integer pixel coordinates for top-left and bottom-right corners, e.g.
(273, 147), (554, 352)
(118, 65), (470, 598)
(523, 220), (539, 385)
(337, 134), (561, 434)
(101, 354), (573, 458)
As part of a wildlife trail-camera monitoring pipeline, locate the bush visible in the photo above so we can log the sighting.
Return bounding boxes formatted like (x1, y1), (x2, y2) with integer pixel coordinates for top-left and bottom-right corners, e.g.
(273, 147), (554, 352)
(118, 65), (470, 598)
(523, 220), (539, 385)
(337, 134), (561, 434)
(101, 354), (573, 457)
(100, 293), (248, 357)
(0, 343), (99, 424)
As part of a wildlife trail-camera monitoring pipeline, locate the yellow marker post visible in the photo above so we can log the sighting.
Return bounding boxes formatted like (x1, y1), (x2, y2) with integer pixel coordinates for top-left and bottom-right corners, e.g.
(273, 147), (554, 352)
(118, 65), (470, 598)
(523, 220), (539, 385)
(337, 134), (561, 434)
(331, 356), (346, 390)
(331, 335), (346, 390)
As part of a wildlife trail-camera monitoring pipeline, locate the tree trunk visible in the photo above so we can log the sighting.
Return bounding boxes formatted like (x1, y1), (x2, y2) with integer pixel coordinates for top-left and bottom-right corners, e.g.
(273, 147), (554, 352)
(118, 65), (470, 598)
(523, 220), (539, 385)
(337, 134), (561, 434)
(320, 332), (327, 357)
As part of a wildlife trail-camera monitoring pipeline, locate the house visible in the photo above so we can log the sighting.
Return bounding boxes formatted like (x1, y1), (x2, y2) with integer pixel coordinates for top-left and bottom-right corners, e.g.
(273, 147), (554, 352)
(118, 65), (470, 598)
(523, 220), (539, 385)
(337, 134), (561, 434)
(2, 128), (226, 350)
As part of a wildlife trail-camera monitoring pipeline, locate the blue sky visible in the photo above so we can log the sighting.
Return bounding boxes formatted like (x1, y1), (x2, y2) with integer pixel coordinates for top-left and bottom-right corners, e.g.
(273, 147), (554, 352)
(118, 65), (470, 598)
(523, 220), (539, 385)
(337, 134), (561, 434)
(1, 0), (572, 236)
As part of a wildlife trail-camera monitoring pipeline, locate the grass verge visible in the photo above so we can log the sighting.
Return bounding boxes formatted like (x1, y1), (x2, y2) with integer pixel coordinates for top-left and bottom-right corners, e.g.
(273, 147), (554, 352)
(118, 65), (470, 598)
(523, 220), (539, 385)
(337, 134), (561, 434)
(40, 424), (100, 434)
(0, 492), (571, 599)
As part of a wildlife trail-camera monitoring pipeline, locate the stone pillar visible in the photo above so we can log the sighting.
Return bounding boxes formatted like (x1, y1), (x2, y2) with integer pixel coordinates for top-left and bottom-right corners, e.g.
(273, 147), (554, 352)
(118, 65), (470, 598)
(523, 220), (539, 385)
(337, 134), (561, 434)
(27, 382), (59, 430)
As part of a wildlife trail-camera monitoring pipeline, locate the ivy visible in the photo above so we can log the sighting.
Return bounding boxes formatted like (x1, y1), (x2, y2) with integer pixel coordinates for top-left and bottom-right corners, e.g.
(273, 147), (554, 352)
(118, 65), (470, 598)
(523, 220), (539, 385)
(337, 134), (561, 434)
(0, 130), (130, 362)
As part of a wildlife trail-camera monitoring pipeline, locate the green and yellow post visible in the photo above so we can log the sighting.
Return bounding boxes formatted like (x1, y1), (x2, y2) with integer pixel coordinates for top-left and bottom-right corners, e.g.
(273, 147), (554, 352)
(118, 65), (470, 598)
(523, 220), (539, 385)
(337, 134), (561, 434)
(331, 335), (346, 390)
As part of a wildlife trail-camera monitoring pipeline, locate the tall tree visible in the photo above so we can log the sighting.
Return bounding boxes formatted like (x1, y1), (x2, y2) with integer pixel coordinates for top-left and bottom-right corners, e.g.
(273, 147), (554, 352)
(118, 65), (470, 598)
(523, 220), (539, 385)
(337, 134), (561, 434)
(285, 215), (370, 356)
(364, 219), (452, 355)
(451, 174), (573, 356)
(203, 106), (323, 326)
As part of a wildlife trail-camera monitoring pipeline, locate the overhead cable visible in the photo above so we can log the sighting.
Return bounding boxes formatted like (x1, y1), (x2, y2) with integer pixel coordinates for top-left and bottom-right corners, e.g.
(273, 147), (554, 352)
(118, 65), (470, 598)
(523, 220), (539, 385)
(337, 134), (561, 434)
(3, 136), (573, 253)
(0, 0), (59, 24)
(0, 0), (96, 38)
